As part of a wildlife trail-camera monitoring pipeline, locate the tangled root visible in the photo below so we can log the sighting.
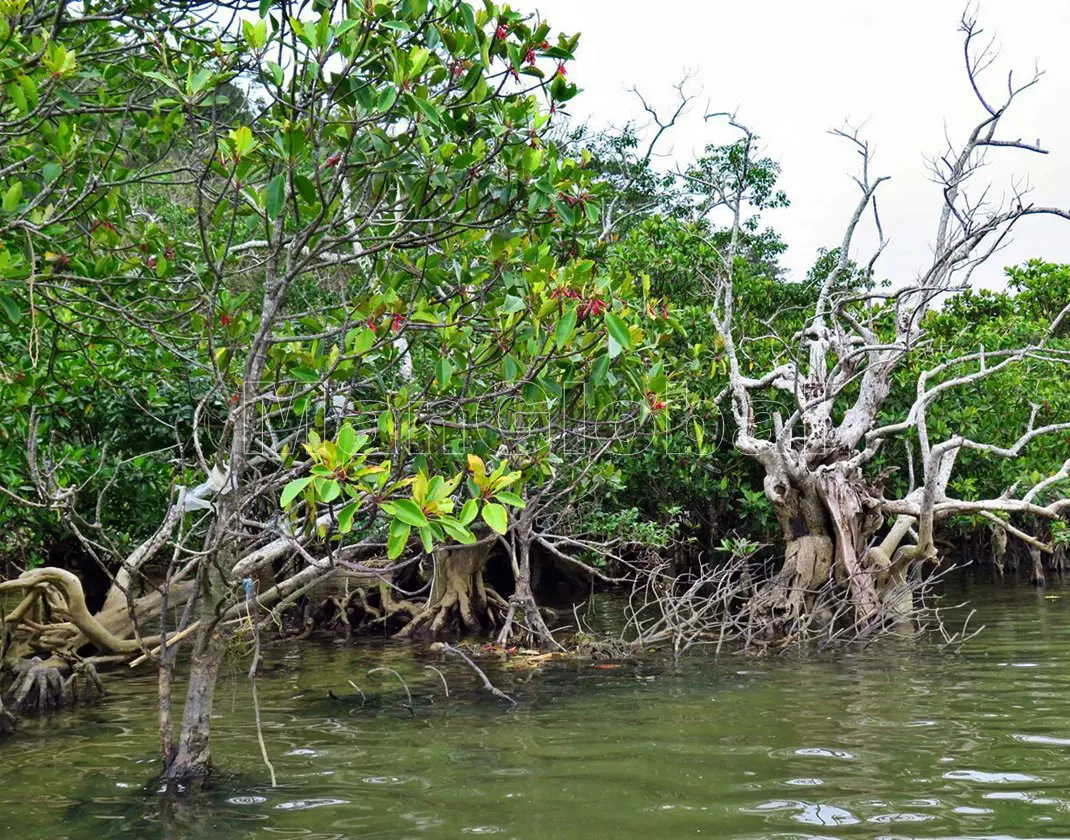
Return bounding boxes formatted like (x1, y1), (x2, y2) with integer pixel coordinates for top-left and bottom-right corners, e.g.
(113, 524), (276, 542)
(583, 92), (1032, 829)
(397, 587), (508, 640)
(65, 661), (105, 704)
(11, 657), (69, 713)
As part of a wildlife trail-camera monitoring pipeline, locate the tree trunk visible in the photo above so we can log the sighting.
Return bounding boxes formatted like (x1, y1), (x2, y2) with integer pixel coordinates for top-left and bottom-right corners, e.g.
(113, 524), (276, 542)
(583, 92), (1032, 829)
(747, 462), (892, 640)
(396, 541), (504, 638)
(497, 517), (558, 649)
(163, 560), (230, 785)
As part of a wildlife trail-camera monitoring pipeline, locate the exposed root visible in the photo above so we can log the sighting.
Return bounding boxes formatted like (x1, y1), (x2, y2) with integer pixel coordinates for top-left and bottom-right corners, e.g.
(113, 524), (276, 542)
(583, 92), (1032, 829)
(495, 593), (561, 650)
(10, 657), (69, 713)
(64, 661), (106, 704)
(395, 542), (500, 639)
(624, 539), (959, 656)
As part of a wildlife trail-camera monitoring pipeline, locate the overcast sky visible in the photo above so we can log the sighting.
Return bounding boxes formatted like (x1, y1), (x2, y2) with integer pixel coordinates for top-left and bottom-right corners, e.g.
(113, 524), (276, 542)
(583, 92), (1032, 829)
(523, 0), (1070, 288)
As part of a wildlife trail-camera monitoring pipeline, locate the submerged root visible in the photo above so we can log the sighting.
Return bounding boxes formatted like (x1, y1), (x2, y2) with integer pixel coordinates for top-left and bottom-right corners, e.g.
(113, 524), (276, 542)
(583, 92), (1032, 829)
(64, 661), (106, 704)
(0, 695), (15, 736)
(10, 657), (69, 713)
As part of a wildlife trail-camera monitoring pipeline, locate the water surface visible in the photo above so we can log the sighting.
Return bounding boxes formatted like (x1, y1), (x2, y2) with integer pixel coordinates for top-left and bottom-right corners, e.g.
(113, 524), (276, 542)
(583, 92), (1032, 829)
(4, 579), (1070, 839)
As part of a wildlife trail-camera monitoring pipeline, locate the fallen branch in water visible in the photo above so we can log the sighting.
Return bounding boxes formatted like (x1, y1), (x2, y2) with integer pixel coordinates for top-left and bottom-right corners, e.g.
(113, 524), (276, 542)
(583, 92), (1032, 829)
(435, 643), (517, 705)
(424, 665), (450, 699)
(369, 667), (414, 716)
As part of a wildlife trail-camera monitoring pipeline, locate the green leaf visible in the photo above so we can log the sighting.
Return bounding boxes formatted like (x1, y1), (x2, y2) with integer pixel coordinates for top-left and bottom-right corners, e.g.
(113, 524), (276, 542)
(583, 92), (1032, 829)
(265, 174), (285, 220)
(542, 46), (575, 60)
(337, 501), (359, 533)
(387, 519), (411, 559)
(318, 479), (341, 503)
(590, 353), (610, 385)
(418, 526), (435, 554)
(555, 306), (577, 351)
(0, 294), (20, 324)
(410, 94), (443, 126)
(3, 181), (23, 213)
(459, 2), (476, 33)
(481, 502), (508, 535)
(439, 518), (477, 544)
(459, 498), (478, 526)
(293, 174), (317, 204)
(378, 86), (398, 112)
(337, 423), (357, 457)
(608, 334), (622, 359)
(393, 498), (429, 527)
(280, 476), (313, 508)
(435, 356), (453, 389)
(605, 313), (632, 352)
(230, 125), (258, 157)
(494, 491), (526, 509)
(503, 294), (526, 314)
(353, 327), (376, 354)
(42, 163), (62, 184)
(408, 46), (431, 77)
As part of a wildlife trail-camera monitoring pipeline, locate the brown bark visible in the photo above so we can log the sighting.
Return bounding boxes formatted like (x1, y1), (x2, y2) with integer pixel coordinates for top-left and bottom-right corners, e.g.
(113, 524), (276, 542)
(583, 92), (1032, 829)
(497, 517), (558, 649)
(163, 559), (230, 784)
(396, 541), (504, 639)
(1029, 545), (1046, 587)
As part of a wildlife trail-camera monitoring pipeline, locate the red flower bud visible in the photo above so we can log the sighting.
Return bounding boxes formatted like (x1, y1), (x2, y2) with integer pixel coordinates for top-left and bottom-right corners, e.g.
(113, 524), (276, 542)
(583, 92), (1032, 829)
(555, 62), (567, 78)
(325, 153), (342, 168)
(525, 47), (537, 66)
(219, 313), (232, 327)
(495, 25), (508, 40)
(391, 314), (404, 333)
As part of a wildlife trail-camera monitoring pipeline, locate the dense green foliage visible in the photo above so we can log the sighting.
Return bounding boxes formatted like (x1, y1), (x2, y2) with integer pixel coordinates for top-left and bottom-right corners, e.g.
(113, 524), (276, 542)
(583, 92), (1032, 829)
(0, 0), (1066, 580)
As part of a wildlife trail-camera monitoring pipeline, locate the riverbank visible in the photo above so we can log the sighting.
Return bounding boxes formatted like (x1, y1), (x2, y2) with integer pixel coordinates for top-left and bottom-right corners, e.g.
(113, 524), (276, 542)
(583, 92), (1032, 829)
(2, 577), (1069, 839)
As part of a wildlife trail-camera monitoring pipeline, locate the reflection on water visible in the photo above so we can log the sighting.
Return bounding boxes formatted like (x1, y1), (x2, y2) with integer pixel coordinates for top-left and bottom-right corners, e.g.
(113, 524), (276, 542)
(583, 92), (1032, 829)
(4, 579), (1070, 839)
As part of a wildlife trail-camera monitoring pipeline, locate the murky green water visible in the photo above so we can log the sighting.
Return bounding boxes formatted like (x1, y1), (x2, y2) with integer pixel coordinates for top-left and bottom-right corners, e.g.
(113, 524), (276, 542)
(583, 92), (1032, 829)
(5, 579), (1070, 839)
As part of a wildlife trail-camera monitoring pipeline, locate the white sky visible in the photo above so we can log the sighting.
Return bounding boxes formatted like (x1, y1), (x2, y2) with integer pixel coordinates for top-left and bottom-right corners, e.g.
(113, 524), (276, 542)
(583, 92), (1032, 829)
(525, 0), (1070, 287)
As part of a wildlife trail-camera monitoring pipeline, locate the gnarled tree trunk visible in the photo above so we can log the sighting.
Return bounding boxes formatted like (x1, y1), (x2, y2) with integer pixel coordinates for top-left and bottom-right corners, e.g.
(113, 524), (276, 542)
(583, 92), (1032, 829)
(747, 460), (894, 641)
(397, 540), (505, 638)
